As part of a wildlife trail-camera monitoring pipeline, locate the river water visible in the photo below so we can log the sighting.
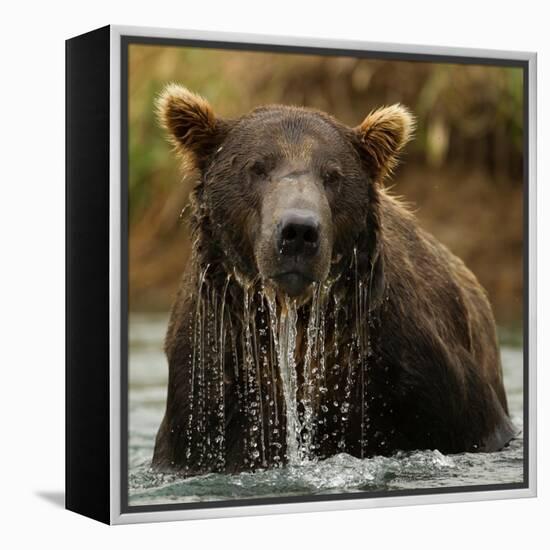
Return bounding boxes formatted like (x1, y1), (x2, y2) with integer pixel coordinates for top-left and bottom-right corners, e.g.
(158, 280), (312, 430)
(128, 314), (524, 506)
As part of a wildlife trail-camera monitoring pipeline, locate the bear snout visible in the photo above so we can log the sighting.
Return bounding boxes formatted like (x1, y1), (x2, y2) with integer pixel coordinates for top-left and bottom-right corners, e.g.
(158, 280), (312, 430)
(253, 171), (333, 299)
(276, 209), (320, 258)
(272, 209), (322, 296)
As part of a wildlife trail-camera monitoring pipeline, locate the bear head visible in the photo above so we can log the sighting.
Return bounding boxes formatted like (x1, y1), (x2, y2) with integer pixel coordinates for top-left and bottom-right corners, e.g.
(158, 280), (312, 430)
(157, 84), (414, 304)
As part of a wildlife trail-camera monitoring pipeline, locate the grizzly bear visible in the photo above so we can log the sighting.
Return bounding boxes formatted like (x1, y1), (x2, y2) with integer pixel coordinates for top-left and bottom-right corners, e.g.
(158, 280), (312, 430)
(152, 84), (516, 475)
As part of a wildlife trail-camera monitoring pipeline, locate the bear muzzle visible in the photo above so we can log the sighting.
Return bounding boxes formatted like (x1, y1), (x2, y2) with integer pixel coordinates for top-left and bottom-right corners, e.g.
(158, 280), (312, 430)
(255, 173), (333, 298)
(271, 209), (321, 297)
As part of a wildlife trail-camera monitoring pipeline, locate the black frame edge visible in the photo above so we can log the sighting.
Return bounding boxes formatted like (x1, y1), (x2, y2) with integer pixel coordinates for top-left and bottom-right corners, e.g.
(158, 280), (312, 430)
(65, 24), (111, 525)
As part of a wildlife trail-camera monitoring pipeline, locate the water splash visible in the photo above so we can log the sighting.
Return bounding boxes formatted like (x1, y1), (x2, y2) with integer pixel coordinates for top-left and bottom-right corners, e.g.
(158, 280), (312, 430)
(274, 295), (300, 464)
(131, 450), (464, 504)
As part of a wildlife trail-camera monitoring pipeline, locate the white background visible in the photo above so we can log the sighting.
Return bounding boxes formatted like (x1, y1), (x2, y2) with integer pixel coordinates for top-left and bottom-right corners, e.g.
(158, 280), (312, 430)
(0, 0), (547, 547)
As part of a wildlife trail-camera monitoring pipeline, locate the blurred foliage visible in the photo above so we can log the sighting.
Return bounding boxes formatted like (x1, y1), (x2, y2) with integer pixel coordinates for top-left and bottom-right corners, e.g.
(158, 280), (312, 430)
(128, 44), (524, 324)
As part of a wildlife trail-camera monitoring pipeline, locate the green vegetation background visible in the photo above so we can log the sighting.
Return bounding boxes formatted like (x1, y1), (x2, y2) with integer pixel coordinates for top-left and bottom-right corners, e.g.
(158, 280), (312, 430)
(128, 44), (523, 327)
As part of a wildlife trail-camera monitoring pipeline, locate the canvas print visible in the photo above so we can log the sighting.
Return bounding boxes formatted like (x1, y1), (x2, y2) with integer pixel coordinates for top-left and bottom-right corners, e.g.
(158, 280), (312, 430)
(126, 43), (525, 507)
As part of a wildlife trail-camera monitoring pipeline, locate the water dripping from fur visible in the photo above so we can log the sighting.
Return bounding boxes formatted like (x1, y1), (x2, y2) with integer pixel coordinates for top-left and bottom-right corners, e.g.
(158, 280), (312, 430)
(183, 258), (375, 472)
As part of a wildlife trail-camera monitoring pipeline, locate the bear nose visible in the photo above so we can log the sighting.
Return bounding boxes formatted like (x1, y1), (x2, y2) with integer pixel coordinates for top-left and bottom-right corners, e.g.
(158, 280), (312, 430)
(277, 210), (320, 258)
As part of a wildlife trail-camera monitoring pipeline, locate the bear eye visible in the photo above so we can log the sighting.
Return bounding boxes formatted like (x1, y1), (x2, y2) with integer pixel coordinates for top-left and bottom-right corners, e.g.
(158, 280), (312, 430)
(323, 167), (342, 186)
(249, 159), (268, 178)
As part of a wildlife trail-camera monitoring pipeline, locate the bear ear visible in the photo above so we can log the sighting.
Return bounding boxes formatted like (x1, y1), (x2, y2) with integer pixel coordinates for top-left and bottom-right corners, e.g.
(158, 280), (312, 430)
(156, 84), (229, 167)
(355, 104), (415, 182)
